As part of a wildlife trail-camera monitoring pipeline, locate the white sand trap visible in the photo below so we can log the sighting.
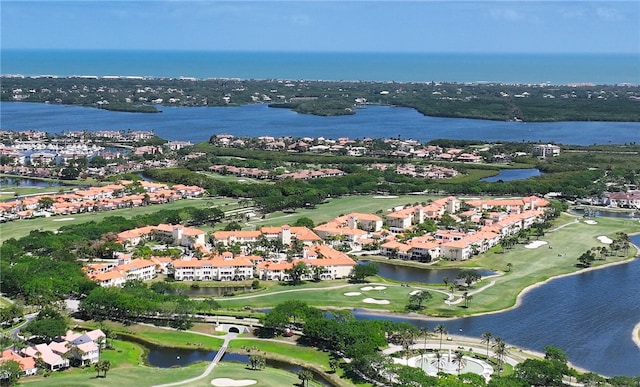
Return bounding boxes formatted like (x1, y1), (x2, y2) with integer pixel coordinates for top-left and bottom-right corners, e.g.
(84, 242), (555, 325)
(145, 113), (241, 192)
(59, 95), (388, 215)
(211, 378), (257, 387)
(373, 195), (399, 199)
(597, 236), (613, 244)
(584, 220), (598, 225)
(360, 286), (374, 291)
(373, 286), (387, 290)
(344, 292), (362, 296)
(409, 290), (422, 295)
(52, 217), (75, 222)
(525, 240), (548, 249)
(363, 298), (390, 305)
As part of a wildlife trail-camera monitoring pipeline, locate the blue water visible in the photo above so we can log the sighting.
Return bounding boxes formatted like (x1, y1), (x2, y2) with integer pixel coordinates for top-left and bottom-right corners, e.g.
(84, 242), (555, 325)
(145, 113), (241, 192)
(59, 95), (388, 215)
(2, 102), (640, 145)
(358, 260), (495, 284)
(481, 168), (542, 182)
(2, 50), (639, 85)
(354, 234), (640, 377)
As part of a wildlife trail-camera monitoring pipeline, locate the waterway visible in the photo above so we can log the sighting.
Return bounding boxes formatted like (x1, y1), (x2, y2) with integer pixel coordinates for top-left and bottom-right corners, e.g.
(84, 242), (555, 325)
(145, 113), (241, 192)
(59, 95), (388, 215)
(354, 233), (640, 377)
(480, 168), (542, 183)
(2, 102), (639, 145)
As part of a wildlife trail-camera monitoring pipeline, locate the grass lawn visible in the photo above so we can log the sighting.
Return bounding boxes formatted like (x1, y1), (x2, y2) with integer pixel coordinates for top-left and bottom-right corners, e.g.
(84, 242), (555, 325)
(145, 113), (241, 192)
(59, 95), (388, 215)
(19, 362), (209, 387)
(0, 197), (237, 243)
(247, 194), (438, 229)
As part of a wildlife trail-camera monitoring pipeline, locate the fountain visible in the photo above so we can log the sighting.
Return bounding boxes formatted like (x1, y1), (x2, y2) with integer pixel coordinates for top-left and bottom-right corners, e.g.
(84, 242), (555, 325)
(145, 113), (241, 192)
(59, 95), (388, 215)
(397, 348), (493, 381)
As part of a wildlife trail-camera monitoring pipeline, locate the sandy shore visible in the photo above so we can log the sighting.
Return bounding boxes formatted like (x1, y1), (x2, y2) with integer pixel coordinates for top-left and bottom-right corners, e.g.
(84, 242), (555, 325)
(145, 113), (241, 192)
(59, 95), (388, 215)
(633, 322), (640, 350)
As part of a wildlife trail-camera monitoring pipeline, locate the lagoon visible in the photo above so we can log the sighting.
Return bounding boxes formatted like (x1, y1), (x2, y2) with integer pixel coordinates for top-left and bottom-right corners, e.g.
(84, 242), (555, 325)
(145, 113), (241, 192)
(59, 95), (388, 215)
(2, 102), (640, 145)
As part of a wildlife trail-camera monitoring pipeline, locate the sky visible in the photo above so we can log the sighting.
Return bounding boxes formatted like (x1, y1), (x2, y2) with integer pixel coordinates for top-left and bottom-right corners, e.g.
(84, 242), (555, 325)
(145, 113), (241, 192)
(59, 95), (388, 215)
(1, 0), (639, 54)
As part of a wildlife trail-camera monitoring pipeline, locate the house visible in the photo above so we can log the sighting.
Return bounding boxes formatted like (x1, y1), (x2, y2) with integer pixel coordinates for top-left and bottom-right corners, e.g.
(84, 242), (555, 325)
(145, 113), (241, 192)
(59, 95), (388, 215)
(0, 349), (38, 376)
(22, 344), (69, 371)
(533, 144), (561, 158)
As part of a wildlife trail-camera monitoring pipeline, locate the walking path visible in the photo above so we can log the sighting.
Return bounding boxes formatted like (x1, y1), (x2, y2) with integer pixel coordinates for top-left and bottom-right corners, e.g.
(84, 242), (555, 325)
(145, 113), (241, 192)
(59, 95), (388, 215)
(151, 331), (237, 387)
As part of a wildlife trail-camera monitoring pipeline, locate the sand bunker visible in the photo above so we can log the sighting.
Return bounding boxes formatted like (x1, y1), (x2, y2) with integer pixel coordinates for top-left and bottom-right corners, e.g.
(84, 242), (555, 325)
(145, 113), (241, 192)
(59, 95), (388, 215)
(373, 195), (399, 199)
(525, 240), (548, 249)
(344, 292), (362, 296)
(409, 290), (422, 295)
(52, 217), (75, 222)
(363, 298), (390, 305)
(584, 220), (598, 225)
(597, 236), (613, 244)
(211, 379), (257, 387)
(361, 285), (386, 291)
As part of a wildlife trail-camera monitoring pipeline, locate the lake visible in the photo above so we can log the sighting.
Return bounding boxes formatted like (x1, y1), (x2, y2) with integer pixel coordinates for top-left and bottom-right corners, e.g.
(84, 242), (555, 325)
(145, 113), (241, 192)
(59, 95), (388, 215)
(480, 168), (542, 182)
(2, 102), (640, 145)
(355, 234), (640, 377)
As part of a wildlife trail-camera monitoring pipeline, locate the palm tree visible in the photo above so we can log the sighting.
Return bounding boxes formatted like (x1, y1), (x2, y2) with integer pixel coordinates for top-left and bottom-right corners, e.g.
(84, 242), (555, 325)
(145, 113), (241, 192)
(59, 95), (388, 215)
(419, 326), (431, 352)
(492, 337), (507, 375)
(462, 291), (473, 308)
(481, 331), (493, 358)
(433, 350), (442, 373)
(454, 351), (465, 375)
(434, 324), (447, 351)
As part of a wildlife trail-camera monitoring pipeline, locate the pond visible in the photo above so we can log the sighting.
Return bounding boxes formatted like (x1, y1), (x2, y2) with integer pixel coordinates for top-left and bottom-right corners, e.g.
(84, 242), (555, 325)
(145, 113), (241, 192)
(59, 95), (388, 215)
(572, 207), (638, 219)
(0, 177), (64, 188)
(480, 168), (542, 182)
(184, 285), (252, 297)
(128, 337), (333, 386)
(358, 259), (495, 284)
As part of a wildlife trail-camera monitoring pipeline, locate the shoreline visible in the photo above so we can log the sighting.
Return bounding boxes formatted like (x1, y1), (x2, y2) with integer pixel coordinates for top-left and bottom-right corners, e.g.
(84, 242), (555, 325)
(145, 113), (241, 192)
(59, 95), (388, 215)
(350, 254), (639, 322)
(633, 322), (640, 350)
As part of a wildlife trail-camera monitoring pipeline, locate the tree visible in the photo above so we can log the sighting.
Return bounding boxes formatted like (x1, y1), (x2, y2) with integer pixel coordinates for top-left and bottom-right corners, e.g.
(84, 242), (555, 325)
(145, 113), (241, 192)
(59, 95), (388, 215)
(328, 358), (339, 373)
(481, 331), (493, 358)
(492, 337), (507, 375)
(506, 262), (513, 272)
(434, 324), (447, 351)
(515, 358), (565, 386)
(285, 261), (310, 285)
(544, 345), (568, 364)
(37, 196), (55, 210)
(248, 354), (265, 370)
(406, 290), (432, 311)
(577, 250), (596, 267)
(0, 360), (22, 386)
(349, 262), (379, 282)
(462, 291), (473, 308)
(298, 369), (313, 387)
(454, 350), (465, 375)
(293, 217), (315, 228)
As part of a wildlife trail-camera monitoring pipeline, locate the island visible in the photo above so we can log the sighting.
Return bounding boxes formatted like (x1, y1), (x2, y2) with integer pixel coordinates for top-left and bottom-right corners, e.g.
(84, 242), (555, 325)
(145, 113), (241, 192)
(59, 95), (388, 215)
(2, 75), (640, 121)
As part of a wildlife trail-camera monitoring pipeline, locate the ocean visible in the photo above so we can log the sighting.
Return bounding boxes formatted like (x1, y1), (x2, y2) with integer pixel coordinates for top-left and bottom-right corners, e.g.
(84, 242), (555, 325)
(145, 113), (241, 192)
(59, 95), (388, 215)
(1, 49), (639, 85)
